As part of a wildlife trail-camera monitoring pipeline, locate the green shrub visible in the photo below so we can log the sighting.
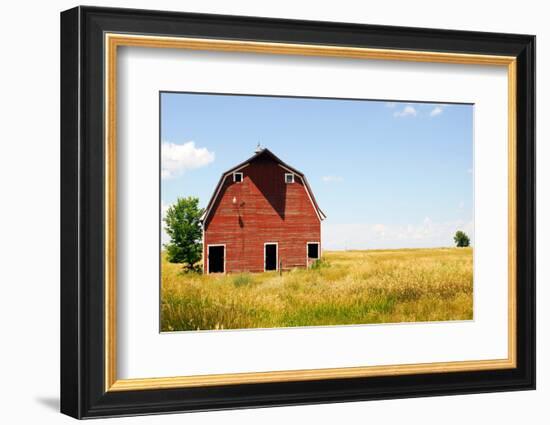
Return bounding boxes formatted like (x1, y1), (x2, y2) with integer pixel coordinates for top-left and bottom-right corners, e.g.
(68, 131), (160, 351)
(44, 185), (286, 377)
(232, 273), (254, 287)
(311, 257), (330, 270)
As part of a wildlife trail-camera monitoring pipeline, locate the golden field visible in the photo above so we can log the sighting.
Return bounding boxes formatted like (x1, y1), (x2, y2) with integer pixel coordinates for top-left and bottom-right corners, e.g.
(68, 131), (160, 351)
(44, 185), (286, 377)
(161, 247), (473, 332)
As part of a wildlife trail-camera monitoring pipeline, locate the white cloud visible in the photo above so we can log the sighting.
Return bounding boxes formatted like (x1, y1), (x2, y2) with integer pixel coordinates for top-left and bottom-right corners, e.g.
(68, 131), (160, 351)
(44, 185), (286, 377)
(429, 106), (444, 117)
(161, 201), (171, 216)
(322, 218), (474, 250)
(161, 141), (215, 179)
(393, 105), (417, 118)
(322, 175), (344, 183)
(372, 223), (386, 238)
(373, 223), (386, 232)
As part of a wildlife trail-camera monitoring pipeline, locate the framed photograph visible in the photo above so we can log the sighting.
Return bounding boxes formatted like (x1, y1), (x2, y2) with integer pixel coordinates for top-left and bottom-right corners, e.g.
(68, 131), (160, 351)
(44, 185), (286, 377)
(60, 6), (535, 419)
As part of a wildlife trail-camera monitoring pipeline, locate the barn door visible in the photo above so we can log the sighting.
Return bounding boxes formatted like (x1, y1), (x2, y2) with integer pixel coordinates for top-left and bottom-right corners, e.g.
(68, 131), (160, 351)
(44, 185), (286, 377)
(264, 243), (277, 271)
(208, 245), (225, 273)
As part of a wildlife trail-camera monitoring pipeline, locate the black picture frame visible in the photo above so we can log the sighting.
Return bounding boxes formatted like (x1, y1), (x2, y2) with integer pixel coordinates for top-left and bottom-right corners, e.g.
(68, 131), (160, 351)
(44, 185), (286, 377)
(61, 5), (535, 419)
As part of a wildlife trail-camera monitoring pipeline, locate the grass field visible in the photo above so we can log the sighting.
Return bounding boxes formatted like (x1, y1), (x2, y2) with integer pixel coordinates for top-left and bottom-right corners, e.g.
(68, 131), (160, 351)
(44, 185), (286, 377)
(161, 247), (473, 332)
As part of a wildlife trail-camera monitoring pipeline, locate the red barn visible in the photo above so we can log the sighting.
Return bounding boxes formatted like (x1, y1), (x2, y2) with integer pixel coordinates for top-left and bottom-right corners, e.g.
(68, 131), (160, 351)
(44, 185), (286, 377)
(201, 148), (326, 274)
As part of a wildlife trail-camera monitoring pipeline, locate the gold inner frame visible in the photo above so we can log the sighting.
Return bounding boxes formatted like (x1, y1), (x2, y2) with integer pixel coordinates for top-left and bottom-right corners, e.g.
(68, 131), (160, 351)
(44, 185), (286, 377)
(104, 33), (517, 392)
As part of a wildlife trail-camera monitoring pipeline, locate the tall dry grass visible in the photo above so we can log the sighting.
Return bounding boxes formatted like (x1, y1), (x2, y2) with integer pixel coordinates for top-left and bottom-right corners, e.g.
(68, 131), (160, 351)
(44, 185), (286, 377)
(161, 248), (473, 331)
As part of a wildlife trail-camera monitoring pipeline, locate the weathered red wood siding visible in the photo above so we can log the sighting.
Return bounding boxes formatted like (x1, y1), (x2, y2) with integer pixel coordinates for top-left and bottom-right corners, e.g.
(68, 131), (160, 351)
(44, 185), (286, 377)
(204, 156), (320, 273)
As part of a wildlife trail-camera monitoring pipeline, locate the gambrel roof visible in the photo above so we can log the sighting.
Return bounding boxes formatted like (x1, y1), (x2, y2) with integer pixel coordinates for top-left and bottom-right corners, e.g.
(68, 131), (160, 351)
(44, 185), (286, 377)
(201, 148), (326, 223)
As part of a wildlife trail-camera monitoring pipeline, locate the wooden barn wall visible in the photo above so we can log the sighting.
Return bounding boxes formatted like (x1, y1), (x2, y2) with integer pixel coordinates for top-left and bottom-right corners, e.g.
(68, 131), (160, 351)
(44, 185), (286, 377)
(204, 157), (321, 273)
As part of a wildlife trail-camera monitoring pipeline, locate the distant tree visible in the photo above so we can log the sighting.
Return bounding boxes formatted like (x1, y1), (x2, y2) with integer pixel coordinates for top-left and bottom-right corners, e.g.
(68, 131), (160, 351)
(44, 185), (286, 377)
(163, 197), (204, 271)
(454, 230), (470, 248)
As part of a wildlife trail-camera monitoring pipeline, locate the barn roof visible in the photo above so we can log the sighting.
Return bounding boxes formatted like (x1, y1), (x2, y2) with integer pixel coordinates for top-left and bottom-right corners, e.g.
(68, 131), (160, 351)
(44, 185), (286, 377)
(201, 148), (326, 223)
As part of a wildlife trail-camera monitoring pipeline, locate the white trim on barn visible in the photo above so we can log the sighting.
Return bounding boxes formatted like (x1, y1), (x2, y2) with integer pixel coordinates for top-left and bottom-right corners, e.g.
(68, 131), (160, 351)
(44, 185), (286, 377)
(278, 163), (297, 175)
(263, 242), (279, 272)
(200, 163), (250, 222)
(233, 172), (243, 183)
(206, 243), (226, 275)
(306, 241), (321, 268)
(277, 164), (325, 222)
(201, 226), (205, 274)
(201, 149), (326, 225)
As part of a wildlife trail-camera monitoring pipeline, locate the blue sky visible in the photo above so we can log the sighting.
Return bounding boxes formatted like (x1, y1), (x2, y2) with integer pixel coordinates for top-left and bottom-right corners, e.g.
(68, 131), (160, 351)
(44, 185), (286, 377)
(161, 92), (473, 250)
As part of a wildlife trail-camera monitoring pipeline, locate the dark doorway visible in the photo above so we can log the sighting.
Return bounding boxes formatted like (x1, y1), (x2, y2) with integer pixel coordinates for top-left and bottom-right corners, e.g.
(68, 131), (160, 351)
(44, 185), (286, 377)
(307, 242), (319, 259)
(208, 245), (225, 273)
(264, 243), (277, 271)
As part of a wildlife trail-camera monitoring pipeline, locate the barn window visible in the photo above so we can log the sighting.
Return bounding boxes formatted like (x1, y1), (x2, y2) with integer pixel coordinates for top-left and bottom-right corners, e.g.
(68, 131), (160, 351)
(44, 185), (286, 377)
(307, 242), (320, 259)
(233, 172), (243, 183)
(285, 173), (295, 184)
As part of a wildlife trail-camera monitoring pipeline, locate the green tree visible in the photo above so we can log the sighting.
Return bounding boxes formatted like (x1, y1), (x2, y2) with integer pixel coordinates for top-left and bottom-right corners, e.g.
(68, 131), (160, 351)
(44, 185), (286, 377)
(163, 197), (204, 271)
(453, 230), (470, 248)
